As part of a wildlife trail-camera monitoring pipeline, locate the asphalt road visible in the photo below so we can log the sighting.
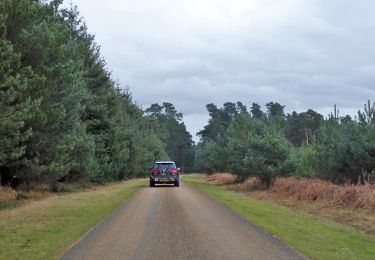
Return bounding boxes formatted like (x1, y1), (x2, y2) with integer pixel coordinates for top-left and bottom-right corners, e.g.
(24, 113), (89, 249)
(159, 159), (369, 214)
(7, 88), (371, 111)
(62, 180), (306, 260)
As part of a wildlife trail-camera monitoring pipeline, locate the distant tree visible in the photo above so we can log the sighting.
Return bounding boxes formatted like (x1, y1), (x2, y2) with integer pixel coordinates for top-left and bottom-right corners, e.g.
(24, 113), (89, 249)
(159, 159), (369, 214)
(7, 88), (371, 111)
(285, 109), (323, 146)
(250, 103), (264, 119)
(266, 102), (285, 119)
(340, 115), (353, 124)
(163, 102), (183, 121)
(145, 103), (163, 118)
(294, 144), (318, 178)
(285, 111), (301, 146)
(198, 103), (228, 142)
(236, 101), (248, 114)
(198, 101), (249, 144)
(199, 140), (228, 173)
(145, 103), (194, 171)
(243, 125), (295, 187)
(223, 102), (238, 120)
(226, 114), (254, 180)
(358, 100), (375, 126)
(196, 100), (375, 186)
(314, 118), (375, 183)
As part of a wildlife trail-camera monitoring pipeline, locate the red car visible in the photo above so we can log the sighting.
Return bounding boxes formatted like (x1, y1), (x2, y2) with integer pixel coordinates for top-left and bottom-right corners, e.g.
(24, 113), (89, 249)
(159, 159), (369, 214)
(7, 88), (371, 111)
(150, 161), (180, 187)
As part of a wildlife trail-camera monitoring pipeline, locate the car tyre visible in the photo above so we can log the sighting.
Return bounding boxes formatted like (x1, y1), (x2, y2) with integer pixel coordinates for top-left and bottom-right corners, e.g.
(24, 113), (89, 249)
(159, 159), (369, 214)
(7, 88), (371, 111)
(174, 180), (180, 187)
(150, 180), (155, 187)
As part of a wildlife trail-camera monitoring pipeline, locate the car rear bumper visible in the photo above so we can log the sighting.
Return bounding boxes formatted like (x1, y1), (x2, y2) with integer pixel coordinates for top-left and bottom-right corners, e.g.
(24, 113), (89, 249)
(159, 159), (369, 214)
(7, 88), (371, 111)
(151, 177), (178, 184)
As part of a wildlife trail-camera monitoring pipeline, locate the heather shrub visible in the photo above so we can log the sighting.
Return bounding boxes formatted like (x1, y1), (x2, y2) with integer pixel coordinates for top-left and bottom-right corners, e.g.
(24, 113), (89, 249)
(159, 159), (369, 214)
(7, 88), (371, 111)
(271, 178), (338, 201)
(333, 184), (375, 210)
(353, 185), (375, 210)
(205, 173), (236, 184)
(235, 177), (264, 191)
(247, 176), (375, 210)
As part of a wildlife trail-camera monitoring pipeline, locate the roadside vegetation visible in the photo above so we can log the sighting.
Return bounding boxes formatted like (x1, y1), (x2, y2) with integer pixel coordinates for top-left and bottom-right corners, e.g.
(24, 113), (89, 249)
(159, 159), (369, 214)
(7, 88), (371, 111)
(1, 0), (375, 258)
(194, 101), (375, 187)
(0, 179), (146, 260)
(206, 173), (375, 235)
(193, 100), (375, 248)
(0, 0), (194, 191)
(184, 175), (375, 260)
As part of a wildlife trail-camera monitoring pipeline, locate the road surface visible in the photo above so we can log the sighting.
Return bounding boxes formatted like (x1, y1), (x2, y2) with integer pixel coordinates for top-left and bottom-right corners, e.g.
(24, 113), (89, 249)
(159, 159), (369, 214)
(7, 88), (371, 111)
(62, 180), (306, 260)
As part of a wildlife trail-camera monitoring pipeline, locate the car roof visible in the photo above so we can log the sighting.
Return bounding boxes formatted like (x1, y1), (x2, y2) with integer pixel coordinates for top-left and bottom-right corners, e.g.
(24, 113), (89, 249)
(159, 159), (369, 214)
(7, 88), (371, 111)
(155, 161), (175, 164)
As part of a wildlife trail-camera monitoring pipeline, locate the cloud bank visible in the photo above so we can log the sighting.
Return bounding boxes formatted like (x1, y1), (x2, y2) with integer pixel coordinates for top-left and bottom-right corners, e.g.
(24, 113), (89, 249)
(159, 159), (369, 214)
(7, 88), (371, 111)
(67, 0), (375, 140)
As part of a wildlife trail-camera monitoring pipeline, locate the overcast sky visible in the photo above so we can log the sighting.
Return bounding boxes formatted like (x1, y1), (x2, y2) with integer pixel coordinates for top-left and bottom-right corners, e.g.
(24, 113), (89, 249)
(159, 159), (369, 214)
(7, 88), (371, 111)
(66, 0), (375, 141)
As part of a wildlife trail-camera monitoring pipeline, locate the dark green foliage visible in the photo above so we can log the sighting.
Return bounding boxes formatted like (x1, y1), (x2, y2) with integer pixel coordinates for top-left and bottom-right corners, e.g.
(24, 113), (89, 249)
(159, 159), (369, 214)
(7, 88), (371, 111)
(358, 100), (375, 126)
(225, 114), (254, 177)
(0, 37), (39, 167)
(250, 103), (264, 119)
(0, 0), (191, 189)
(226, 114), (294, 186)
(266, 102), (285, 119)
(196, 101), (375, 187)
(145, 102), (194, 171)
(313, 118), (375, 183)
(200, 140), (228, 173)
(197, 102), (295, 186)
(197, 103), (229, 142)
(285, 109), (323, 146)
(2, 0), (374, 190)
(198, 102), (248, 142)
(293, 145), (317, 178)
(243, 125), (295, 187)
(290, 105), (375, 183)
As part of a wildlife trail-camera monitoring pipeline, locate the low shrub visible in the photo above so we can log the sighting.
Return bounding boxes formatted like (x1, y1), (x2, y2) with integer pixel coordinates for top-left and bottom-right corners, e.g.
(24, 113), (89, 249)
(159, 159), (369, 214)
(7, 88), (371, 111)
(16, 193), (30, 200)
(271, 178), (338, 201)
(223, 173), (375, 210)
(272, 177), (375, 210)
(205, 173), (236, 184)
(233, 177), (264, 190)
(334, 184), (375, 210)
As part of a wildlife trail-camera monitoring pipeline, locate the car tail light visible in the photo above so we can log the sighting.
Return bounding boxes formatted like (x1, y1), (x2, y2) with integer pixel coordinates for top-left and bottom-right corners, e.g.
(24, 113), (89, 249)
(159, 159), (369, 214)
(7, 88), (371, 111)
(170, 169), (177, 174)
(151, 169), (158, 175)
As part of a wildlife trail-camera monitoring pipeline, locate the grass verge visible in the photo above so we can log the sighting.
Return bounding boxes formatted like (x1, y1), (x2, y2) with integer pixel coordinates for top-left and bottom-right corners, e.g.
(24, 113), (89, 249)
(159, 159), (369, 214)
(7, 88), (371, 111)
(0, 179), (146, 260)
(183, 175), (375, 260)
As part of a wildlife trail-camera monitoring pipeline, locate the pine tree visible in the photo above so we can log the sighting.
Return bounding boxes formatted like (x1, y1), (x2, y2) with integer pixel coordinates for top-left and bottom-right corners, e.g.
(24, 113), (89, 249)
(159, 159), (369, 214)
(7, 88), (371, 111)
(0, 37), (40, 168)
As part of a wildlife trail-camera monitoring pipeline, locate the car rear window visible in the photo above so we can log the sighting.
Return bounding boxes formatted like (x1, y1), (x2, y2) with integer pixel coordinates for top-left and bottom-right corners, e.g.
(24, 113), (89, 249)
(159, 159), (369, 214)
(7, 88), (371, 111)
(153, 163), (176, 170)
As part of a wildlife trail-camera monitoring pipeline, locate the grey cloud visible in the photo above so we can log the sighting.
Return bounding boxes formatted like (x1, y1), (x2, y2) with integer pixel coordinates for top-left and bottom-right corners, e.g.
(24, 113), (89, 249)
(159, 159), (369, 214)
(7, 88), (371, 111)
(67, 0), (375, 141)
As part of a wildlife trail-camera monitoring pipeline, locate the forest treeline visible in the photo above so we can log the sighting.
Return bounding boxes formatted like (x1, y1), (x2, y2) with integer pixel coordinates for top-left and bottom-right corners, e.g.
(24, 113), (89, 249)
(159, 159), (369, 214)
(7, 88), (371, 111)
(2, 0), (374, 192)
(0, 0), (194, 190)
(195, 101), (375, 187)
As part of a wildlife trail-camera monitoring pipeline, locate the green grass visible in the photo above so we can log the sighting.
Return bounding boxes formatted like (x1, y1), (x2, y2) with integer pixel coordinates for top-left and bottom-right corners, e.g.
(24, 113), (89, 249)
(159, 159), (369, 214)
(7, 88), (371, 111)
(0, 179), (146, 260)
(183, 175), (375, 260)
